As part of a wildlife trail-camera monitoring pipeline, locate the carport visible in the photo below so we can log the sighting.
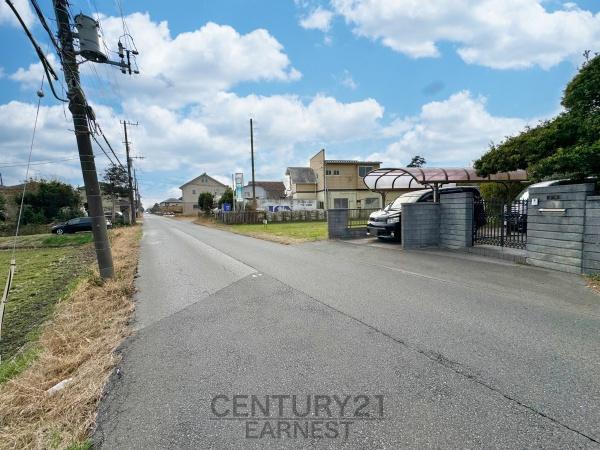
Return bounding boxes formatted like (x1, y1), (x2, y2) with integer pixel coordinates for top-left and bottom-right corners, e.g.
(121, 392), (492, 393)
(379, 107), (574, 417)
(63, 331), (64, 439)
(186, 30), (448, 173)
(363, 167), (528, 202)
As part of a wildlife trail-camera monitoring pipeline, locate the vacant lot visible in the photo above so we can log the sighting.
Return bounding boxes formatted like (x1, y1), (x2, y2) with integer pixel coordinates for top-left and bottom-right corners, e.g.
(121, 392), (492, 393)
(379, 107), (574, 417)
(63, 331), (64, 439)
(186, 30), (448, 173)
(0, 234), (94, 381)
(230, 221), (327, 243)
(0, 226), (141, 449)
(191, 215), (328, 244)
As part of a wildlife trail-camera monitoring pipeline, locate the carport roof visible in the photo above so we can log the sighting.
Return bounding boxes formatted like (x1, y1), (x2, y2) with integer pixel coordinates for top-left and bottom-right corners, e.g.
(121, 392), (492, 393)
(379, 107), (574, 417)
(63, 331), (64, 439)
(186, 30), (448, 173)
(363, 167), (528, 190)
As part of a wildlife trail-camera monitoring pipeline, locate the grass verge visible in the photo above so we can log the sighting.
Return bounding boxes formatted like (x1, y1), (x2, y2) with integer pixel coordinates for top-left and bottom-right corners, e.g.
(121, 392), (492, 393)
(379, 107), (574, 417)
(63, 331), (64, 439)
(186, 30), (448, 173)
(0, 233), (94, 250)
(0, 244), (94, 363)
(0, 225), (141, 449)
(193, 215), (327, 244)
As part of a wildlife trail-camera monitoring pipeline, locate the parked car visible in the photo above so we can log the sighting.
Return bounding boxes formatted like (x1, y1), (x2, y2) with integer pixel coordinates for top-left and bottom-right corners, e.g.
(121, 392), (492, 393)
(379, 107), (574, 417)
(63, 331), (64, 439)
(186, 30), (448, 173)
(104, 211), (125, 225)
(367, 186), (483, 241)
(51, 217), (112, 235)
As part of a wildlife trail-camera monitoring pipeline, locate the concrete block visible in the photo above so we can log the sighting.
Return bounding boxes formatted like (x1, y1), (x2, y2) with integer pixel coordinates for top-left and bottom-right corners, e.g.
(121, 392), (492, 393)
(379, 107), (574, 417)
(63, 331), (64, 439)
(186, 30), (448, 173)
(527, 258), (582, 274)
(527, 237), (583, 250)
(527, 244), (582, 258)
(527, 230), (583, 241)
(526, 250), (581, 267)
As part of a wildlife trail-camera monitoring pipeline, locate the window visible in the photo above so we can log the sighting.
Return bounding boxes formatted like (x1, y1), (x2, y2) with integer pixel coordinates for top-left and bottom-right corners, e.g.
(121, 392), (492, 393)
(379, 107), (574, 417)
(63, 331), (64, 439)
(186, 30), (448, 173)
(333, 169), (340, 175)
(192, 189), (196, 195)
(359, 166), (374, 177)
(365, 197), (379, 208)
(334, 198), (348, 208)
(326, 169), (331, 175)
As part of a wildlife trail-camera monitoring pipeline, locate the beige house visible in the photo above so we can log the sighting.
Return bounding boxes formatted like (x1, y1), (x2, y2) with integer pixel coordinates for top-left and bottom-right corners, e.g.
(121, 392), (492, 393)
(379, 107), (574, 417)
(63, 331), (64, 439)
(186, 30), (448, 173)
(309, 149), (382, 209)
(180, 173), (228, 215)
(284, 167), (318, 200)
(159, 197), (183, 214)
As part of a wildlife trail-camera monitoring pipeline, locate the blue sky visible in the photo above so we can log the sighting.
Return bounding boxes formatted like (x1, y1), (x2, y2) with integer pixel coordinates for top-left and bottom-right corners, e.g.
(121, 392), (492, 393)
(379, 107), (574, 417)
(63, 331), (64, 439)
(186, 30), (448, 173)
(1, 0), (599, 206)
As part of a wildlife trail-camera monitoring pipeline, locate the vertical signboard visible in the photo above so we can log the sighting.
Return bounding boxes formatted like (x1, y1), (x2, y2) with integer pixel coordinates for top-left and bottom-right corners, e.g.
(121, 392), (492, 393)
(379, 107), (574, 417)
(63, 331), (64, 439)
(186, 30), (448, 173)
(235, 173), (244, 202)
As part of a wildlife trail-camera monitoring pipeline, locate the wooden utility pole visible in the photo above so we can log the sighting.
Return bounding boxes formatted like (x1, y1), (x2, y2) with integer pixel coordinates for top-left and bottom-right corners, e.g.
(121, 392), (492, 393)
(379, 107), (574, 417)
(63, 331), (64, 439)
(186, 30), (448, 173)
(52, 0), (114, 278)
(121, 120), (138, 224)
(250, 118), (256, 207)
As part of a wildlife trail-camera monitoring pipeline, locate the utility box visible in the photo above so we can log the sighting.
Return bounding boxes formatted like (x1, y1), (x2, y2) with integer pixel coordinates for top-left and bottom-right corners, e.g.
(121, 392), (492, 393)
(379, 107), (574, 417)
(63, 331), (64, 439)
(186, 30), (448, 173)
(75, 14), (107, 63)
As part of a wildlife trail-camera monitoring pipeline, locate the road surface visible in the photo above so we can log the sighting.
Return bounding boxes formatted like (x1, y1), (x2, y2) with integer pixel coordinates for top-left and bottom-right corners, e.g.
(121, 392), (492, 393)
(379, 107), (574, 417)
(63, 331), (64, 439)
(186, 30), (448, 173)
(95, 215), (600, 449)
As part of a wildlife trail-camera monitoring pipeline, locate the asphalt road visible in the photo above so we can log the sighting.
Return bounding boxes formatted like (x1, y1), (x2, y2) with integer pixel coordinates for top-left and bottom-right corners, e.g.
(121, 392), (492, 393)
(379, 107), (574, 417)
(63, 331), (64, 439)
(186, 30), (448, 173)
(95, 215), (600, 449)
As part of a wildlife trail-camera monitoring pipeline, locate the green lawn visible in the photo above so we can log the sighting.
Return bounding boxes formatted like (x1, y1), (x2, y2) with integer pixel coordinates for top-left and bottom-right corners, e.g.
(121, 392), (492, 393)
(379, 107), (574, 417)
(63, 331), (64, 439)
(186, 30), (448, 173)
(0, 232), (94, 249)
(230, 221), (327, 242)
(0, 236), (94, 380)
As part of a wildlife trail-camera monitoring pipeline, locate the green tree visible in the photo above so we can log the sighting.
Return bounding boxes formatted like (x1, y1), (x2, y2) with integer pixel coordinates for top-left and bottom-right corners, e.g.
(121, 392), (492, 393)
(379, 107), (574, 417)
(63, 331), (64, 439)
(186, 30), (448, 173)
(198, 192), (214, 213)
(407, 155), (426, 167)
(475, 54), (600, 181)
(101, 165), (130, 222)
(218, 187), (234, 208)
(101, 166), (130, 198)
(16, 180), (80, 223)
(0, 193), (6, 221)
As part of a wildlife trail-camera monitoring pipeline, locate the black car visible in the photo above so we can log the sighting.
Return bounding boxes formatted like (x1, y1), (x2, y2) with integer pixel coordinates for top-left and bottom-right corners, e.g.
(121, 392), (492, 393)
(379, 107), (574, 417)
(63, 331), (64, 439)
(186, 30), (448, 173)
(367, 186), (483, 241)
(51, 217), (112, 235)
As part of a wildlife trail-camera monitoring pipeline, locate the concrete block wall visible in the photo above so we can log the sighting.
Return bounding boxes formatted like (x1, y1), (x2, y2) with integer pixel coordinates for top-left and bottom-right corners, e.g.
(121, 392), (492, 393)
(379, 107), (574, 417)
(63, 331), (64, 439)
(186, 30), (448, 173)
(327, 209), (348, 239)
(583, 195), (600, 275)
(401, 203), (440, 249)
(440, 192), (474, 249)
(526, 183), (594, 274)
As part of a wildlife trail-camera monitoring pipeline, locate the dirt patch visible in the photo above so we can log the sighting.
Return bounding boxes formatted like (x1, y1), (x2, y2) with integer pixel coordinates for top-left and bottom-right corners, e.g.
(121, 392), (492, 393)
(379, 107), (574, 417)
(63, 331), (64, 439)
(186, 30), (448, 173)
(0, 225), (141, 449)
(586, 275), (600, 295)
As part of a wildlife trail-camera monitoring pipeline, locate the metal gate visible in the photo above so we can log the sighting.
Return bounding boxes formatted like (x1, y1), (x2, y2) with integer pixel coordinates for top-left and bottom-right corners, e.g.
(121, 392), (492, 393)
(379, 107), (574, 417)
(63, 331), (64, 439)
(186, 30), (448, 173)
(473, 199), (528, 249)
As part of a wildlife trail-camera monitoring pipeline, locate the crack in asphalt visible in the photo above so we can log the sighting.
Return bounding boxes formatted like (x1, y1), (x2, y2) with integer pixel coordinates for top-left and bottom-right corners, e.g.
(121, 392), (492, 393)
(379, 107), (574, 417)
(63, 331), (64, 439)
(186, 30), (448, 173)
(157, 219), (600, 445)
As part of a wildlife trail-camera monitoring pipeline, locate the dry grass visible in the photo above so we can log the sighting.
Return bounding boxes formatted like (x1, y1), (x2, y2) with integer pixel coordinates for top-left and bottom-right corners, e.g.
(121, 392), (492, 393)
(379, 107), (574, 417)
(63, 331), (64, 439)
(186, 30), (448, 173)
(0, 225), (141, 449)
(587, 274), (600, 295)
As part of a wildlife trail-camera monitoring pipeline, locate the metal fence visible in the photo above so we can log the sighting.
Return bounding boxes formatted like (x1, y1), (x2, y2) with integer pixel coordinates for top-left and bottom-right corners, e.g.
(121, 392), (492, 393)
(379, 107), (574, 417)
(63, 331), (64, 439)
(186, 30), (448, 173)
(473, 199), (528, 249)
(347, 208), (378, 228)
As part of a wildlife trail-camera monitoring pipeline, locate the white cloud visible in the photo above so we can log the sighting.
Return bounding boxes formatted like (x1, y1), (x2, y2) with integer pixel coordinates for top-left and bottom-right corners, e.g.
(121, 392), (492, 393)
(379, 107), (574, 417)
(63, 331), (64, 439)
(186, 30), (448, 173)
(94, 14), (301, 107)
(331, 0), (600, 69)
(340, 70), (358, 89)
(300, 7), (334, 31)
(0, 0), (34, 28)
(371, 91), (529, 166)
(9, 54), (59, 89)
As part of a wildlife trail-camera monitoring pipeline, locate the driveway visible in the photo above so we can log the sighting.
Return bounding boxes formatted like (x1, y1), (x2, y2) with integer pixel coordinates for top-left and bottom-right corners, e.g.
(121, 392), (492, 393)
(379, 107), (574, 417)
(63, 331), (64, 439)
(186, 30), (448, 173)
(95, 215), (600, 449)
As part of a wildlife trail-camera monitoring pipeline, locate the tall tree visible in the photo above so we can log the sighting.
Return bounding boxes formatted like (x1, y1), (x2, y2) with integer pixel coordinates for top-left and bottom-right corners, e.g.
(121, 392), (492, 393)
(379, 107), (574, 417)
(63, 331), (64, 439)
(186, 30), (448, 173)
(198, 192), (214, 214)
(218, 187), (234, 208)
(475, 54), (600, 181)
(407, 155), (426, 168)
(102, 166), (130, 223)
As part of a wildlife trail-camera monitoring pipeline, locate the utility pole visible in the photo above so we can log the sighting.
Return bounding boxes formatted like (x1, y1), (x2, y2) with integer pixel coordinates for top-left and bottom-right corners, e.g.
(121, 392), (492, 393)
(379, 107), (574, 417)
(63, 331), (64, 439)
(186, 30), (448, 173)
(121, 120), (138, 225)
(250, 118), (256, 208)
(52, 0), (114, 279)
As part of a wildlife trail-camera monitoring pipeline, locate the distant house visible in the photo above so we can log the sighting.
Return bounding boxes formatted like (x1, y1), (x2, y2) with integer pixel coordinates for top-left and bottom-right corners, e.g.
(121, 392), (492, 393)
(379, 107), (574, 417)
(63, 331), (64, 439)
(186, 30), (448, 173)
(285, 151), (382, 209)
(243, 181), (286, 200)
(284, 167), (317, 200)
(159, 197), (183, 214)
(179, 173), (228, 215)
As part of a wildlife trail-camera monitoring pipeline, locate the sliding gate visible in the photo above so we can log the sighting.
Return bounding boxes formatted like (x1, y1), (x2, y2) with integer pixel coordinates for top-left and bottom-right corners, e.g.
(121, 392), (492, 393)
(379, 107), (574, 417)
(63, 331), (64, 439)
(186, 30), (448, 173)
(473, 199), (528, 249)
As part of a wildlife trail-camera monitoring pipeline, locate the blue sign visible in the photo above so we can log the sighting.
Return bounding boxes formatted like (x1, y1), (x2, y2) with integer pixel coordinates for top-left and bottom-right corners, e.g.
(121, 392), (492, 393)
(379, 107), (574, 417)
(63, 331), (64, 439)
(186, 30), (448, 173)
(223, 203), (232, 212)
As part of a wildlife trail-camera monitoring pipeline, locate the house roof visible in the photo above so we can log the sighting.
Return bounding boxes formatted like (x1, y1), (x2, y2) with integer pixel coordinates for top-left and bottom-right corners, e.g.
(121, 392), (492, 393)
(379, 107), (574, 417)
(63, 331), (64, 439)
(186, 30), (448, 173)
(161, 197), (182, 204)
(285, 167), (317, 184)
(325, 160), (381, 165)
(179, 172), (227, 189)
(245, 181), (286, 198)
